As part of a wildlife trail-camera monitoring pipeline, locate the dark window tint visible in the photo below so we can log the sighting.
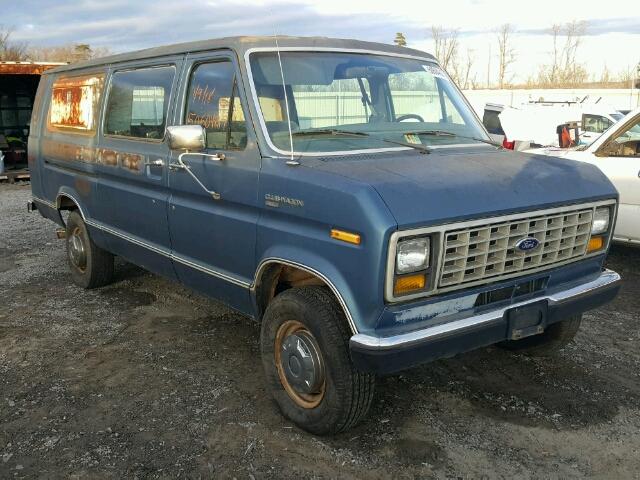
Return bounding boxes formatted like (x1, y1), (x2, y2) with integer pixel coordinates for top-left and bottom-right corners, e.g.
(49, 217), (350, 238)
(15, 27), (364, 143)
(105, 66), (175, 139)
(482, 109), (504, 135)
(185, 61), (247, 150)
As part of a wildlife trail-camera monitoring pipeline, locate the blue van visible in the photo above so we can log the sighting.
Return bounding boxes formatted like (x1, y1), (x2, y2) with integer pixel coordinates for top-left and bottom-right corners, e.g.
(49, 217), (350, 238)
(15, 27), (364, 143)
(28, 36), (621, 434)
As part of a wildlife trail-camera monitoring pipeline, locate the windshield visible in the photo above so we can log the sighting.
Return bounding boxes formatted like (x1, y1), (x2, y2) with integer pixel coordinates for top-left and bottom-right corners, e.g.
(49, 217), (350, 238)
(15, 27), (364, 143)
(248, 51), (488, 154)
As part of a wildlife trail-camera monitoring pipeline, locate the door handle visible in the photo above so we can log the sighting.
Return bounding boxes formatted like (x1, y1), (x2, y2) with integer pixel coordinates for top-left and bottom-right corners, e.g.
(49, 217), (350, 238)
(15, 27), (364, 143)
(145, 159), (164, 167)
(168, 162), (187, 171)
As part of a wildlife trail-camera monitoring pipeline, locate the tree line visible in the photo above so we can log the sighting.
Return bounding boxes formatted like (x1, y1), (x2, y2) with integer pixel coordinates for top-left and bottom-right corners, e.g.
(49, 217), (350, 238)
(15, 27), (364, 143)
(394, 21), (636, 89)
(0, 25), (111, 63)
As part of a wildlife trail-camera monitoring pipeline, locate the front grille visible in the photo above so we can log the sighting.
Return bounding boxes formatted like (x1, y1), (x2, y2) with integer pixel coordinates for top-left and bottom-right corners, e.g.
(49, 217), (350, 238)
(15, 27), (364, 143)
(439, 207), (594, 288)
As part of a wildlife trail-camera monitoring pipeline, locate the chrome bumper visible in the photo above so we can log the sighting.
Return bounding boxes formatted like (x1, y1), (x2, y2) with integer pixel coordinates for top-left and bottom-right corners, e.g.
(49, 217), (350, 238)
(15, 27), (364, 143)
(351, 269), (621, 351)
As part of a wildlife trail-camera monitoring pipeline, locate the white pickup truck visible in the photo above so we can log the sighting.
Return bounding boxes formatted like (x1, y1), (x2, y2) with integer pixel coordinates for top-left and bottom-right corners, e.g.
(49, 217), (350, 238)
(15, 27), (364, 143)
(527, 107), (640, 246)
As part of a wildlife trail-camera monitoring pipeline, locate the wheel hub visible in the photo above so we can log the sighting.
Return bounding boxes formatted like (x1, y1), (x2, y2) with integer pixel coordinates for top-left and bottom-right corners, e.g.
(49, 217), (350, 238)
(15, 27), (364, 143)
(280, 331), (324, 395)
(68, 227), (87, 270)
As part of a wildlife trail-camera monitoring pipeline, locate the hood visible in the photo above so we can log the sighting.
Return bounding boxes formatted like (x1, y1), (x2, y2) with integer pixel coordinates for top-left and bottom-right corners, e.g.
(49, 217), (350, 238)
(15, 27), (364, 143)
(306, 147), (617, 228)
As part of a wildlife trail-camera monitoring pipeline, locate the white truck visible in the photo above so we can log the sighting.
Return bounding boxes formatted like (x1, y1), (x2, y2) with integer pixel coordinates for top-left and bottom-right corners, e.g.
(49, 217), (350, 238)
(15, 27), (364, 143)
(527, 107), (640, 245)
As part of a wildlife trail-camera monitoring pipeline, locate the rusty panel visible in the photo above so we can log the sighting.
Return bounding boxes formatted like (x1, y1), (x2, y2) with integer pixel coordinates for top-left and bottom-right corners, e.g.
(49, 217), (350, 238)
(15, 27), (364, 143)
(120, 153), (143, 172)
(98, 149), (118, 166)
(48, 74), (104, 133)
(42, 138), (97, 163)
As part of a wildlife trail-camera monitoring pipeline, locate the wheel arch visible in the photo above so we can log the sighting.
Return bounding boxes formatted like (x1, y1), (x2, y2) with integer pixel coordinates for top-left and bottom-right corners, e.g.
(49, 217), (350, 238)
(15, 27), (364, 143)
(56, 191), (87, 223)
(253, 258), (358, 334)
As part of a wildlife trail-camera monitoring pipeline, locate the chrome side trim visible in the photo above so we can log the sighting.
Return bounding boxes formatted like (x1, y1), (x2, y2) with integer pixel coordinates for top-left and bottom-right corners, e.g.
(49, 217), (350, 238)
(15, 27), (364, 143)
(43, 194), (251, 289)
(352, 269), (621, 351)
(56, 192), (89, 221)
(32, 196), (57, 210)
(253, 257), (358, 334)
(385, 199), (618, 303)
(172, 253), (250, 288)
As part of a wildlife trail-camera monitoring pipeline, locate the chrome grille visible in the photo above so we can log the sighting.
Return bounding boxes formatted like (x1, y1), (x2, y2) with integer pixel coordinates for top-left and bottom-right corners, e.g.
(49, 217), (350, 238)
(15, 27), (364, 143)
(439, 207), (594, 288)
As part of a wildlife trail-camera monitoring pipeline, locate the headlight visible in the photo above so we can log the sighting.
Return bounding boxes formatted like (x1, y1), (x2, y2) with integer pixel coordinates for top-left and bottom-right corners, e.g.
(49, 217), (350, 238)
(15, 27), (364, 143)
(591, 207), (611, 235)
(396, 237), (430, 274)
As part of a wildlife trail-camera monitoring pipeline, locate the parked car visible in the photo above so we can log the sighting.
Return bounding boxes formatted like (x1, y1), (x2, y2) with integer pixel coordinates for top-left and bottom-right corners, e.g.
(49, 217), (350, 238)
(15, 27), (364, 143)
(28, 36), (621, 434)
(527, 107), (640, 245)
(483, 102), (624, 149)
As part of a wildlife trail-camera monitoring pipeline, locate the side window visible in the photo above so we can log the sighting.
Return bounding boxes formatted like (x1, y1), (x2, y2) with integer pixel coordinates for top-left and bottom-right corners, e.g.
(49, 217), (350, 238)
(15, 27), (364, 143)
(482, 110), (505, 135)
(48, 74), (104, 134)
(584, 115), (611, 134)
(602, 117), (640, 157)
(185, 61), (247, 150)
(104, 66), (175, 140)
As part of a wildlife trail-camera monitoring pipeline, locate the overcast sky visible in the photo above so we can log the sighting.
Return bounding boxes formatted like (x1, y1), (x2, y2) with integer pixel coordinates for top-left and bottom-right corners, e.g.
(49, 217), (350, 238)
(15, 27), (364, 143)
(7, 0), (640, 84)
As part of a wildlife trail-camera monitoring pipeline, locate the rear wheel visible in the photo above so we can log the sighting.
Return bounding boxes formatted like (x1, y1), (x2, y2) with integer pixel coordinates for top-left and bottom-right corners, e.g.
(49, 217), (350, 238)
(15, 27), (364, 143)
(499, 315), (582, 356)
(65, 210), (114, 289)
(260, 286), (375, 435)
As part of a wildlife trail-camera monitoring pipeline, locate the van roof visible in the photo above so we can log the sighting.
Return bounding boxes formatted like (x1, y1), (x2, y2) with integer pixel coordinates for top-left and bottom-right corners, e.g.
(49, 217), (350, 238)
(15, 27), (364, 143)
(45, 36), (436, 75)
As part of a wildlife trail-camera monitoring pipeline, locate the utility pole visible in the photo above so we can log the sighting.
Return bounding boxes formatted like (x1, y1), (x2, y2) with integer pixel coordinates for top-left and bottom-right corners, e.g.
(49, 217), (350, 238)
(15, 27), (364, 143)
(486, 43), (491, 89)
(636, 62), (640, 107)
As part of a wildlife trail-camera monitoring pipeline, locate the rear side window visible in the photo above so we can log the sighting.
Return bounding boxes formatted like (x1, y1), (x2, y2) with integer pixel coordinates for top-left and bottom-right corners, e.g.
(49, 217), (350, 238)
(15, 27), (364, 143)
(104, 66), (175, 140)
(482, 109), (504, 135)
(48, 74), (105, 133)
(184, 61), (247, 150)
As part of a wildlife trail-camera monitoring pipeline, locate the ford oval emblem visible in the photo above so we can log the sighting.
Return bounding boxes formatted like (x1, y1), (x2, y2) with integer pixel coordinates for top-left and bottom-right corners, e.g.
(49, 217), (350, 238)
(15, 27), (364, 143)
(515, 237), (540, 252)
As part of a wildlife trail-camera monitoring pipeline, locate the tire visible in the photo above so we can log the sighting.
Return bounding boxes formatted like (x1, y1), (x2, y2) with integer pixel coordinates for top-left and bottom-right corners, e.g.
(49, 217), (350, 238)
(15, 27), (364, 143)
(499, 315), (582, 356)
(260, 286), (375, 435)
(65, 210), (114, 289)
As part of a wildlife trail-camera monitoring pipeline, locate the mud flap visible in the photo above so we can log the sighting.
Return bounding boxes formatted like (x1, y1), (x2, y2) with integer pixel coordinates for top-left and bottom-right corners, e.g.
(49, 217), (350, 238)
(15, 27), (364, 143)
(507, 301), (548, 340)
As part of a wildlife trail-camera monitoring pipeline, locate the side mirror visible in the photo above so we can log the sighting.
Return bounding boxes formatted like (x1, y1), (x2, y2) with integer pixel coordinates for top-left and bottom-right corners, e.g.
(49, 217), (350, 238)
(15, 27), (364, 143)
(167, 125), (206, 151)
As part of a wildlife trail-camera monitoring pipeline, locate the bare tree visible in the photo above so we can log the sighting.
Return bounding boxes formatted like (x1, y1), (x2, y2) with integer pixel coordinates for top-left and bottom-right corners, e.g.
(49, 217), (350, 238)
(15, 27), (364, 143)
(431, 26), (459, 71)
(536, 20), (589, 87)
(452, 49), (476, 89)
(496, 23), (516, 88)
(0, 25), (28, 61)
(548, 23), (562, 84)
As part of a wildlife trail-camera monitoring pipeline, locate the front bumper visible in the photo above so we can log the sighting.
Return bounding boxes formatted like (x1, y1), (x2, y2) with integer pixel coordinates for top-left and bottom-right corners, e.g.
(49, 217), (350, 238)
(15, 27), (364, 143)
(350, 269), (621, 374)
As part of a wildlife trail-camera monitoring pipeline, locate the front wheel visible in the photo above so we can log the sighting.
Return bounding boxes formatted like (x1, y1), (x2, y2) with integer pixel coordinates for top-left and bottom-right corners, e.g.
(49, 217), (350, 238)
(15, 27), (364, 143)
(499, 315), (582, 356)
(260, 286), (375, 435)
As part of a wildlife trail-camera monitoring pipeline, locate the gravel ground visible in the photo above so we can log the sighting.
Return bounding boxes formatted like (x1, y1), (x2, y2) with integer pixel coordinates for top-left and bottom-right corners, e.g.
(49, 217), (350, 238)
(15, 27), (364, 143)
(1, 183), (639, 479)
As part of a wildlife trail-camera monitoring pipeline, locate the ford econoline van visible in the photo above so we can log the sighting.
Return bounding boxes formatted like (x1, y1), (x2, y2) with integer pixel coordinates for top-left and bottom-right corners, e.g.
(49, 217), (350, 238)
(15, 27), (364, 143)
(28, 36), (621, 434)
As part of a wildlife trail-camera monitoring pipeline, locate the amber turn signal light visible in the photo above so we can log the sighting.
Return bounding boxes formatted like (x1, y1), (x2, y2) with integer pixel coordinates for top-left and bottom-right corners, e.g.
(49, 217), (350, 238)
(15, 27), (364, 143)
(330, 229), (361, 245)
(587, 235), (604, 253)
(394, 273), (426, 295)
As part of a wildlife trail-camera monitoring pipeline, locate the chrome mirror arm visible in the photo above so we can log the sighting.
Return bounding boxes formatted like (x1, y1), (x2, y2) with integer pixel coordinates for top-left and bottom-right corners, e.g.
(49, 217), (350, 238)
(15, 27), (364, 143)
(176, 151), (222, 200)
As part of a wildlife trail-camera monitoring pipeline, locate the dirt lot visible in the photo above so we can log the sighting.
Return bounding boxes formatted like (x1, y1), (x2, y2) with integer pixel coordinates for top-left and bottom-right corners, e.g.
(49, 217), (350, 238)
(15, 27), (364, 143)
(1, 183), (639, 479)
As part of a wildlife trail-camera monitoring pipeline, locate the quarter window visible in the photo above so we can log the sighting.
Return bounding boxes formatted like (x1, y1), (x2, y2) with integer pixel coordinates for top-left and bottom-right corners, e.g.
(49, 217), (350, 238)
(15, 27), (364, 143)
(185, 61), (247, 150)
(104, 66), (175, 140)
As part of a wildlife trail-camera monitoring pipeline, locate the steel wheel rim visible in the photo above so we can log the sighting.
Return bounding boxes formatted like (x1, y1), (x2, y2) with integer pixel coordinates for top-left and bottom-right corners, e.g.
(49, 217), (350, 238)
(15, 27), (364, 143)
(274, 320), (326, 409)
(68, 226), (87, 272)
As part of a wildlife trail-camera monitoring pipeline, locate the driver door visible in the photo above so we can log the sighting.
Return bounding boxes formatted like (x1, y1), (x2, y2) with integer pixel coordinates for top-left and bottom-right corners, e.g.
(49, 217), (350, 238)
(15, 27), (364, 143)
(591, 117), (640, 242)
(167, 52), (260, 313)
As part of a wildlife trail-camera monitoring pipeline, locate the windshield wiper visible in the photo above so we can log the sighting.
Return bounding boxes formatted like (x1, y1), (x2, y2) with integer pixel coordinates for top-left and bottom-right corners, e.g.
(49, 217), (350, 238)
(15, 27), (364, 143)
(290, 128), (431, 153)
(291, 128), (369, 137)
(378, 138), (431, 154)
(404, 130), (504, 148)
